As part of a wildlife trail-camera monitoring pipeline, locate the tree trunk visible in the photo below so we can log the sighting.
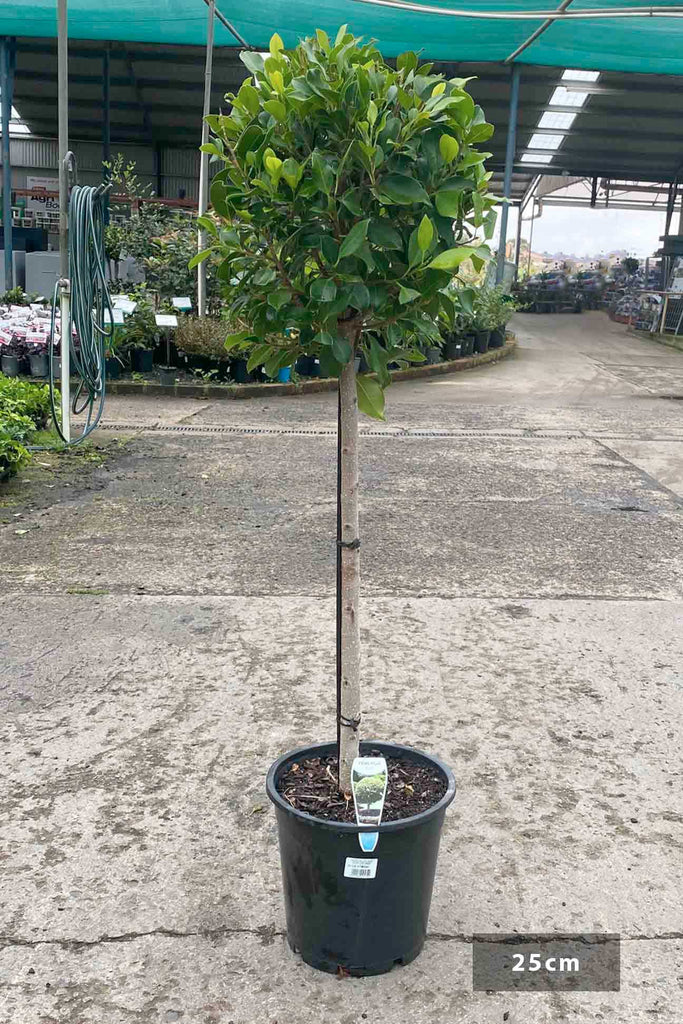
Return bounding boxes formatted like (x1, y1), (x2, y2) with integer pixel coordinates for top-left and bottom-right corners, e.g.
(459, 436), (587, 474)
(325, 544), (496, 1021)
(338, 345), (361, 795)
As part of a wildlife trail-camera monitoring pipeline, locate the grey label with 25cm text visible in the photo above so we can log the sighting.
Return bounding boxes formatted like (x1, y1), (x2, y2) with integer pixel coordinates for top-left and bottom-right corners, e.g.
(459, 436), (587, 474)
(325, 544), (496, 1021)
(472, 934), (621, 992)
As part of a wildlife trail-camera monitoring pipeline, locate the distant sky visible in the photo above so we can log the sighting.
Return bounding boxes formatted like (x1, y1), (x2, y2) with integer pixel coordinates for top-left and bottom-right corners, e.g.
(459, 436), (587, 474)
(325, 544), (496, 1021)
(498, 205), (669, 259)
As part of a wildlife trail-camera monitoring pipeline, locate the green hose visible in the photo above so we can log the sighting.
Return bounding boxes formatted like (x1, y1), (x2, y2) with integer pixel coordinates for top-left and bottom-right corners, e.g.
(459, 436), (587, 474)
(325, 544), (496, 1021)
(47, 183), (114, 445)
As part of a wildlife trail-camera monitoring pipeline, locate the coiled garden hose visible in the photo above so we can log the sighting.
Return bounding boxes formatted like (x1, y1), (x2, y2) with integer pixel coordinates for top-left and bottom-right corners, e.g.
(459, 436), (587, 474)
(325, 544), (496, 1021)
(47, 183), (114, 445)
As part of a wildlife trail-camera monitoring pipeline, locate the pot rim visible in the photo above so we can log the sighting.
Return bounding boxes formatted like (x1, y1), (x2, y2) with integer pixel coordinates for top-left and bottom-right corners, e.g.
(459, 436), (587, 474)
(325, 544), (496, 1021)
(266, 739), (456, 834)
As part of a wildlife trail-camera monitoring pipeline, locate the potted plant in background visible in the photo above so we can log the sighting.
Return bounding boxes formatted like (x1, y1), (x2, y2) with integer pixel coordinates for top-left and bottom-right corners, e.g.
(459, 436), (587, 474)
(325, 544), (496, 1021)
(487, 287), (518, 348)
(197, 26), (496, 976)
(122, 297), (157, 373)
(104, 326), (126, 380)
(175, 314), (232, 380)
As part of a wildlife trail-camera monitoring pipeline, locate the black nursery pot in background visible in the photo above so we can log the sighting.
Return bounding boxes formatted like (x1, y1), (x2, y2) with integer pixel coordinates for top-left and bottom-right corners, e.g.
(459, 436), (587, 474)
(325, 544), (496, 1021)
(105, 356), (121, 380)
(131, 348), (154, 373)
(231, 357), (250, 383)
(474, 330), (490, 354)
(488, 327), (505, 349)
(1, 354), (20, 377)
(266, 740), (456, 977)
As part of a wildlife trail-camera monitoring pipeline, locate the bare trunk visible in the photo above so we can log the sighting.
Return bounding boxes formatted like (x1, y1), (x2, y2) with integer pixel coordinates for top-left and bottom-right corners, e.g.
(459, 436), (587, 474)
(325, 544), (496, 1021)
(338, 344), (361, 795)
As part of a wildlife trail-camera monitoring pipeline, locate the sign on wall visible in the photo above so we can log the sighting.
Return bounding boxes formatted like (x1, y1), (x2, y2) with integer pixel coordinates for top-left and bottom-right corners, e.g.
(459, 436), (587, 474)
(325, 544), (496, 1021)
(25, 176), (59, 215)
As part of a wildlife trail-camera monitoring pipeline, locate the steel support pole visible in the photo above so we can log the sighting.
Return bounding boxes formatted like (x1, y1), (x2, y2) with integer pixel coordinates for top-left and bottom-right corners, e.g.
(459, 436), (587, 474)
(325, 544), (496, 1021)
(496, 64), (521, 286)
(197, 0), (215, 316)
(1, 38), (15, 290)
(513, 207), (523, 279)
(102, 45), (110, 224)
(58, 0), (70, 442)
(102, 47), (110, 165)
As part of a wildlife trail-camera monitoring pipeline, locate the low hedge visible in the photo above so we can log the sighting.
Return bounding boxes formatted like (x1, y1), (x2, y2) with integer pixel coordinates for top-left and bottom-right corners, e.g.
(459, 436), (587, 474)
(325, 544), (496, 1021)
(0, 374), (51, 481)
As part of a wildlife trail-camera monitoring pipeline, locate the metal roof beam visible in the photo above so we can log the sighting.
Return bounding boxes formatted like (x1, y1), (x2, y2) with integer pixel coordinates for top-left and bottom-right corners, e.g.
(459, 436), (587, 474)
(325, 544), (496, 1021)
(16, 42), (244, 64)
(505, 0), (575, 65)
(508, 162), (679, 181)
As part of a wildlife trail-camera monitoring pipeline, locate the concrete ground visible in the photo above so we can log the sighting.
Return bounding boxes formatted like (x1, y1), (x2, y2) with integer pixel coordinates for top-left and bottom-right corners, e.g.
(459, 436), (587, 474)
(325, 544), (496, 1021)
(1, 312), (681, 1023)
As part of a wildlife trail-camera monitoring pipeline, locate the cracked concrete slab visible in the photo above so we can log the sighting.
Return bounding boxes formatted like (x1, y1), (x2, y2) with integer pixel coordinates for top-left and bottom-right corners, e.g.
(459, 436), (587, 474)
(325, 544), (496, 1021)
(1, 313), (682, 1022)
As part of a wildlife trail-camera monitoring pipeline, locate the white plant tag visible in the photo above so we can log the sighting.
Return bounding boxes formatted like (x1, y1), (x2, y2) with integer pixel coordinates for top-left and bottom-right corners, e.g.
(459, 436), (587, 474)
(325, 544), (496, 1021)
(172, 296), (192, 310)
(351, 756), (388, 854)
(104, 309), (125, 324)
(114, 298), (137, 313)
(344, 857), (378, 879)
(155, 314), (178, 328)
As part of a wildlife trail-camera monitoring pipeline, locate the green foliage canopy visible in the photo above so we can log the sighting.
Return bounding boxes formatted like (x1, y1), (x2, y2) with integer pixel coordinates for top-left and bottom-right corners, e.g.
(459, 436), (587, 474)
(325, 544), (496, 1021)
(198, 27), (497, 418)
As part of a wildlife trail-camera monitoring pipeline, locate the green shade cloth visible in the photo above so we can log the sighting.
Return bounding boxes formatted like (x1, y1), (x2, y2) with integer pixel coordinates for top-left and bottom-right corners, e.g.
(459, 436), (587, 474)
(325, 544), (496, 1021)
(3, 0), (683, 74)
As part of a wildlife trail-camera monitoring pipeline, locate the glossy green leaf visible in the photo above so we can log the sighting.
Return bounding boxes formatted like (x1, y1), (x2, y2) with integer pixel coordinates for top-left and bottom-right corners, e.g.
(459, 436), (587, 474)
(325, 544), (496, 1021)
(332, 336), (353, 364)
(224, 330), (252, 351)
(338, 219), (370, 260)
(253, 267), (277, 286)
(435, 189), (460, 218)
(377, 173), (430, 206)
(427, 246), (476, 271)
(356, 374), (386, 421)
(397, 51), (418, 73)
(368, 219), (403, 250)
(399, 285), (421, 304)
(417, 215), (434, 252)
(348, 283), (370, 310)
(188, 248), (213, 269)
(263, 99), (286, 122)
(237, 83), (260, 117)
(439, 134), (460, 163)
(240, 51), (265, 76)
(267, 288), (292, 309)
(269, 33), (284, 56)
(310, 278), (337, 302)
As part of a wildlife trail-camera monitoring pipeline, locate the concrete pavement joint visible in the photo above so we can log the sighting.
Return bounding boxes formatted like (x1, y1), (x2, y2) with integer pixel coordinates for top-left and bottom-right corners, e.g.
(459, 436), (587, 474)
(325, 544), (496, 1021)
(0, 924), (285, 951)
(2, 930), (680, 952)
(593, 438), (683, 508)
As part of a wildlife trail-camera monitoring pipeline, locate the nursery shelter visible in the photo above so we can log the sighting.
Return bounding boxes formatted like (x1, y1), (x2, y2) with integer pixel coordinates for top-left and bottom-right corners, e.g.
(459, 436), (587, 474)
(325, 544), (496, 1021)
(4, 0), (683, 290)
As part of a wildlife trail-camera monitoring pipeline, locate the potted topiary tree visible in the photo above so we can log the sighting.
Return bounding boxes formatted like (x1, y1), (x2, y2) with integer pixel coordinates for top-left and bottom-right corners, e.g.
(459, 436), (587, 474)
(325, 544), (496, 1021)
(195, 26), (496, 976)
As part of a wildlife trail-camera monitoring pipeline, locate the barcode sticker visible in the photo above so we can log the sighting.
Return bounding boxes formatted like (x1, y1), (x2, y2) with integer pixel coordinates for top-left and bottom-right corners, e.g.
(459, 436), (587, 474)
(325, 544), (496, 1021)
(344, 857), (378, 879)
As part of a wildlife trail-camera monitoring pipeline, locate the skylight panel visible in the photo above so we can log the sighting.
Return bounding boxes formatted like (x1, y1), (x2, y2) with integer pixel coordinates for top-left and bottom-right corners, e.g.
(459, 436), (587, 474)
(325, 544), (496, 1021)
(562, 69), (600, 82)
(528, 133), (564, 150)
(539, 111), (576, 130)
(520, 153), (553, 165)
(549, 86), (588, 108)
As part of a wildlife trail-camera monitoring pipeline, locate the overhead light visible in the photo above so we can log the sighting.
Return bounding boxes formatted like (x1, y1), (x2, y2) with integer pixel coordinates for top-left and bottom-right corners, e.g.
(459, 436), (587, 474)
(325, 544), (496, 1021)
(549, 86), (589, 107)
(528, 133), (564, 150)
(562, 69), (600, 82)
(539, 110), (576, 130)
(521, 153), (553, 164)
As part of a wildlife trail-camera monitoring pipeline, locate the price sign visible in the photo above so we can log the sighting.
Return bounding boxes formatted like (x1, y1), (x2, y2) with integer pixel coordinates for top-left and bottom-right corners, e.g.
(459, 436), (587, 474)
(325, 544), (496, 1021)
(155, 314), (178, 328)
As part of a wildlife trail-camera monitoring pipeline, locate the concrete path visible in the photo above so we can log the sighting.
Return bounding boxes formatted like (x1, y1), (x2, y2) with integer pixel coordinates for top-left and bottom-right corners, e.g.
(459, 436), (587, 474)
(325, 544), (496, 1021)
(1, 313), (681, 1023)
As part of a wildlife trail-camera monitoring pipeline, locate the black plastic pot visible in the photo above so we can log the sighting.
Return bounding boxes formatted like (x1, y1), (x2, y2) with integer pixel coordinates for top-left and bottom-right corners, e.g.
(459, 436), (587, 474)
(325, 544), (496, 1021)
(444, 340), (462, 360)
(158, 366), (176, 386)
(105, 356), (121, 380)
(295, 355), (320, 378)
(131, 348), (154, 373)
(29, 352), (49, 377)
(473, 330), (490, 354)
(231, 357), (250, 384)
(488, 327), (505, 349)
(462, 333), (475, 356)
(266, 740), (456, 977)
(1, 354), (20, 377)
(425, 346), (441, 365)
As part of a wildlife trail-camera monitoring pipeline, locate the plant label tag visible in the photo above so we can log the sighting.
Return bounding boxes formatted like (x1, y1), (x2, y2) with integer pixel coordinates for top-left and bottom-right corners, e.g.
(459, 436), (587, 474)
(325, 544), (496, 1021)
(351, 756), (388, 853)
(172, 296), (192, 310)
(114, 298), (137, 313)
(344, 857), (377, 880)
(155, 314), (178, 328)
(104, 309), (125, 324)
